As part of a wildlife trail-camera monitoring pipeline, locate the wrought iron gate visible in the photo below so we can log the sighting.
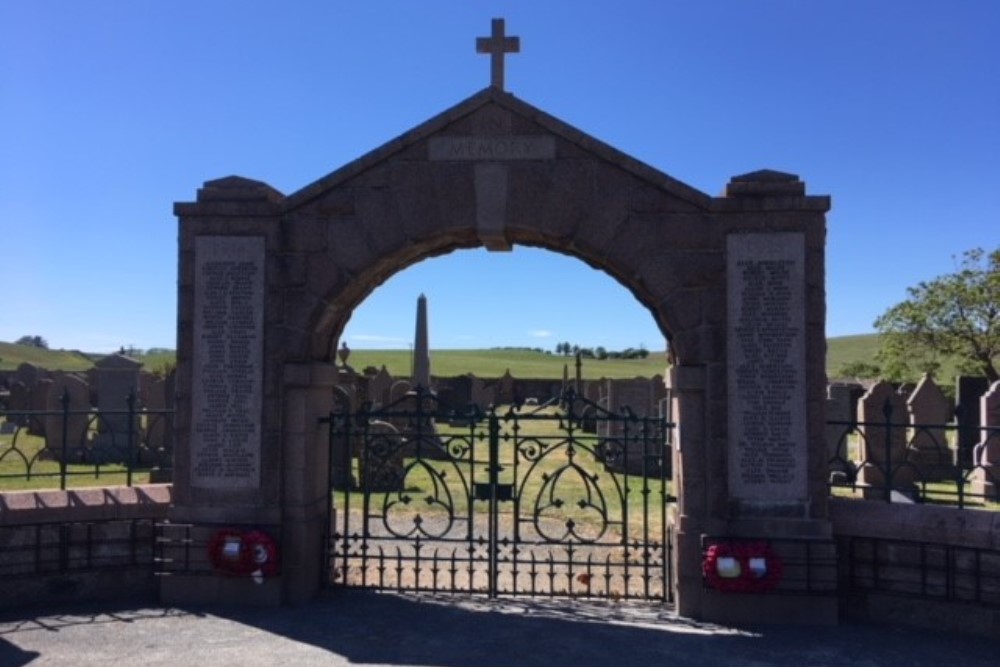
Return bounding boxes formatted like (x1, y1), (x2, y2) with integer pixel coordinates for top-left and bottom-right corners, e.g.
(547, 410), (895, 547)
(324, 388), (674, 602)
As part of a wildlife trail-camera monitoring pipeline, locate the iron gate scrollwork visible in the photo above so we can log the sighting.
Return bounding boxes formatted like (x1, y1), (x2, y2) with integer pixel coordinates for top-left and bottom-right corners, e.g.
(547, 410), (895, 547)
(324, 387), (675, 602)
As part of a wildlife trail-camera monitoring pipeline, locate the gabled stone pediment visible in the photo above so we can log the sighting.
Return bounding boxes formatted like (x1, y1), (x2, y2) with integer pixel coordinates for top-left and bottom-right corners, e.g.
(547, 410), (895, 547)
(94, 353), (142, 370)
(284, 87), (711, 212)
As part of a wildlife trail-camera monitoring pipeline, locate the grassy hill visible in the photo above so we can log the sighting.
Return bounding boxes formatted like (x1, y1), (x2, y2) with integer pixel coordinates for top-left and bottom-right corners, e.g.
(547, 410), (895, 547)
(5, 334), (974, 383)
(0, 342), (173, 374)
(346, 348), (668, 380)
(825, 334), (882, 378)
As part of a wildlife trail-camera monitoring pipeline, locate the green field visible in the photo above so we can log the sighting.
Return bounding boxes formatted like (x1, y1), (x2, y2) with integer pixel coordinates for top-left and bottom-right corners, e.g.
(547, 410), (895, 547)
(1, 334), (970, 382)
(1, 337), (880, 379)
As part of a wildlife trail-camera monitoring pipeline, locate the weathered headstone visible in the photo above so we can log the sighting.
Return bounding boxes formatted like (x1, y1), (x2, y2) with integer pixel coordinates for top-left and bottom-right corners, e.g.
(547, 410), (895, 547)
(598, 378), (667, 475)
(906, 374), (955, 482)
(92, 353), (143, 463)
(955, 375), (989, 468)
(368, 366), (393, 409)
(470, 375), (494, 409)
(29, 378), (53, 436)
(825, 383), (863, 481)
(141, 373), (172, 470)
(6, 380), (30, 427)
(857, 381), (914, 498)
(14, 362), (44, 390)
(498, 370), (515, 404)
(43, 373), (91, 462)
(972, 381), (1000, 499)
(357, 420), (405, 492)
(330, 383), (356, 490)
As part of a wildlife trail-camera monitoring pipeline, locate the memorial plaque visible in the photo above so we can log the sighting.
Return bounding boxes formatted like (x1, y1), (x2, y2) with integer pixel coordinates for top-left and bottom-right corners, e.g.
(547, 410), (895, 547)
(727, 233), (807, 503)
(428, 135), (555, 161)
(191, 236), (265, 489)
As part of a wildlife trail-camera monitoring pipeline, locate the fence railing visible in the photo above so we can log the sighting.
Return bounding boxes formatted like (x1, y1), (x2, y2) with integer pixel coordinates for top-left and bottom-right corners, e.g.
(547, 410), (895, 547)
(0, 518), (159, 581)
(840, 535), (1000, 608)
(0, 390), (173, 490)
(828, 399), (1000, 509)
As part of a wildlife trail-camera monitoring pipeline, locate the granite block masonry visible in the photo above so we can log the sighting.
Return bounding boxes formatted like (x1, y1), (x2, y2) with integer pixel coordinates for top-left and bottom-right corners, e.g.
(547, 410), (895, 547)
(169, 36), (831, 625)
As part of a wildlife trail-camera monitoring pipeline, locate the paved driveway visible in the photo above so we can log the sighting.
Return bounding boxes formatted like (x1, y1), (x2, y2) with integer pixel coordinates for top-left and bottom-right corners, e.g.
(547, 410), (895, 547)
(1, 591), (997, 667)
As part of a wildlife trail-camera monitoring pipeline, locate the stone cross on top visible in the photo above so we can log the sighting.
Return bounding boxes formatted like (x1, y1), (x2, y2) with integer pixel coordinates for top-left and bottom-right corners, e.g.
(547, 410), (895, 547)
(476, 18), (519, 90)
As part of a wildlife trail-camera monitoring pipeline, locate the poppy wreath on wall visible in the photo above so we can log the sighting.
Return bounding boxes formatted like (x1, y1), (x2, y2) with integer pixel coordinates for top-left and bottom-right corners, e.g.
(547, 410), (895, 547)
(207, 528), (280, 582)
(702, 540), (783, 593)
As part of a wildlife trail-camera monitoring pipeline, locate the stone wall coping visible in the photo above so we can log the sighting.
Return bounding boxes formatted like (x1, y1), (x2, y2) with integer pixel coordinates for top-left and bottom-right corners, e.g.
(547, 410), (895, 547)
(830, 498), (1000, 550)
(0, 484), (172, 526)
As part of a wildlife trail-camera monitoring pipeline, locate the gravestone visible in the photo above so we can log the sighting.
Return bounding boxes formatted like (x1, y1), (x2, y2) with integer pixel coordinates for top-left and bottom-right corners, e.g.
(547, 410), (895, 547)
(498, 370), (515, 404)
(825, 383), (863, 481)
(469, 375), (494, 409)
(330, 384), (356, 490)
(955, 375), (989, 468)
(92, 353), (143, 463)
(972, 381), (1000, 499)
(857, 381), (914, 498)
(43, 373), (91, 462)
(15, 362), (44, 389)
(357, 420), (405, 492)
(141, 373), (173, 472)
(6, 380), (30, 427)
(445, 374), (474, 413)
(29, 378), (53, 436)
(597, 378), (667, 475)
(906, 374), (955, 482)
(368, 366), (393, 409)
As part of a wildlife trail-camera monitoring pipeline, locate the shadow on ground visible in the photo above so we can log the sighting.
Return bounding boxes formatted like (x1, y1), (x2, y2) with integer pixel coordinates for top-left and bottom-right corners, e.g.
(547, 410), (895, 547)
(0, 590), (997, 667)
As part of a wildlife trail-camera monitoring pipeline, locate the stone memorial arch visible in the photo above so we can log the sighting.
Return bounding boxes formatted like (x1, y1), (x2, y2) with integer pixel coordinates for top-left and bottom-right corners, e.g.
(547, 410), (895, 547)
(167, 23), (832, 625)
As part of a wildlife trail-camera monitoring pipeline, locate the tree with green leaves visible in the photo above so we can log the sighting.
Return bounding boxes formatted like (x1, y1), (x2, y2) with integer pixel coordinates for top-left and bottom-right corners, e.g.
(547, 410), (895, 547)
(15, 335), (48, 349)
(874, 247), (1000, 383)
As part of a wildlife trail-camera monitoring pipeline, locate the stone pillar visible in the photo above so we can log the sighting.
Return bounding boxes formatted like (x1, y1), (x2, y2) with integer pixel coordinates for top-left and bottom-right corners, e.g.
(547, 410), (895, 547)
(163, 176), (285, 606)
(667, 364), (712, 620)
(281, 362), (339, 604)
(676, 172), (835, 626)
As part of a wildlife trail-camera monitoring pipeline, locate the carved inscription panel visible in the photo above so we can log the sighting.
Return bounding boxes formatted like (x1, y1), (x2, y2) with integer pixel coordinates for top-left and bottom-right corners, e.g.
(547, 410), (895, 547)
(191, 236), (265, 489)
(727, 233), (807, 502)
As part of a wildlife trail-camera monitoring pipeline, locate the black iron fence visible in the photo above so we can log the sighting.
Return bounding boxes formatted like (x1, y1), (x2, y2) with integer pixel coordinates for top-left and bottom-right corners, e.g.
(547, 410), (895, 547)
(0, 390), (173, 490)
(325, 388), (675, 601)
(840, 535), (1000, 608)
(828, 399), (1000, 509)
(0, 518), (158, 580)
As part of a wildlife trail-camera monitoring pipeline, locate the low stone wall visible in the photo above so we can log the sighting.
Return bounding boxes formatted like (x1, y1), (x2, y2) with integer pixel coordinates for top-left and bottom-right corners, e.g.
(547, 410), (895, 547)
(830, 498), (1000, 636)
(0, 485), (172, 610)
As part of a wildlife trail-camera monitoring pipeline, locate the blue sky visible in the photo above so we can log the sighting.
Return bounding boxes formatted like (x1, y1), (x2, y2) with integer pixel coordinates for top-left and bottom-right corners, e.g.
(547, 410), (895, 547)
(1, 1), (997, 353)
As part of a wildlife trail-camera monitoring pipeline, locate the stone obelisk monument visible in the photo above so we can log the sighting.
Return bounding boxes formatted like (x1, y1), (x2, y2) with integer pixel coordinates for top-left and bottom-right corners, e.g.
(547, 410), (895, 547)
(412, 294), (432, 390)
